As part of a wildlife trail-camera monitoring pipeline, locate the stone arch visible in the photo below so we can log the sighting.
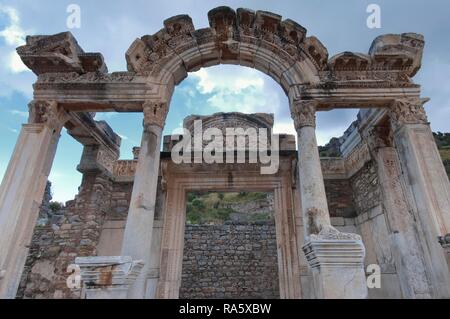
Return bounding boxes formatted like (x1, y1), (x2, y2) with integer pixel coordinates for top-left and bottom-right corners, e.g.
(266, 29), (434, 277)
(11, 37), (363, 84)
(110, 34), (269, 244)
(5, 4), (448, 301)
(125, 6), (327, 94)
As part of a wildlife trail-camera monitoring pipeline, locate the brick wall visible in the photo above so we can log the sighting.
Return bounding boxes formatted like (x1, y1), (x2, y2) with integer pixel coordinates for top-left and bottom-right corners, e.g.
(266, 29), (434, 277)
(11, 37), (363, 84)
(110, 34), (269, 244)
(17, 172), (114, 299)
(349, 161), (381, 215)
(179, 222), (279, 299)
(324, 179), (357, 218)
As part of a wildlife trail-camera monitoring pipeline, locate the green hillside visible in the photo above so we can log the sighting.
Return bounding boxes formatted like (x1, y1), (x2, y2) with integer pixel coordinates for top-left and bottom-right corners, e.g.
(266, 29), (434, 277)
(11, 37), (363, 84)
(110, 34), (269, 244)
(434, 132), (450, 180)
(186, 192), (271, 225)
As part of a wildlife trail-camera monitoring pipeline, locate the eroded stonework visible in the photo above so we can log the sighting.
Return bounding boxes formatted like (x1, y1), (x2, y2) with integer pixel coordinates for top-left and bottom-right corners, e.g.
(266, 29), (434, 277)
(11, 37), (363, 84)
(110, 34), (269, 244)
(1, 6), (449, 300)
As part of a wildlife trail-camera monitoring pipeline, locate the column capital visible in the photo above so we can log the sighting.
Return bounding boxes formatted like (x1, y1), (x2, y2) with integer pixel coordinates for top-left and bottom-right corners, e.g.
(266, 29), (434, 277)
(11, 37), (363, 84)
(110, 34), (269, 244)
(143, 100), (168, 128)
(361, 125), (393, 153)
(290, 100), (318, 130)
(389, 97), (429, 131)
(28, 100), (69, 131)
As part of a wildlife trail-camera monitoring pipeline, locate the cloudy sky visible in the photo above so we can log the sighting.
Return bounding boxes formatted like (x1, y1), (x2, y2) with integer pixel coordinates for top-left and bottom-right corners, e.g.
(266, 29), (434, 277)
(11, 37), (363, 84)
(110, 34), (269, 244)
(0, 0), (449, 202)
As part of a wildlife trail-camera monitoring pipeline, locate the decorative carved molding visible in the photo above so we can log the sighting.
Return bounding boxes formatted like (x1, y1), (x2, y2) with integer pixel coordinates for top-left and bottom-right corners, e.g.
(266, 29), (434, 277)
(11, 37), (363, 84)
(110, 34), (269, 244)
(75, 256), (144, 289)
(17, 8), (425, 105)
(96, 148), (118, 173)
(290, 100), (317, 129)
(302, 36), (328, 71)
(36, 72), (140, 84)
(16, 32), (107, 75)
(113, 160), (137, 177)
(362, 125), (393, 153)
(143, 101), (168, 128)
(389, 97), (429, 130)
(28, 100), (68, 130)
(310, 225), (362, 241)
(320, 158), (346, 179)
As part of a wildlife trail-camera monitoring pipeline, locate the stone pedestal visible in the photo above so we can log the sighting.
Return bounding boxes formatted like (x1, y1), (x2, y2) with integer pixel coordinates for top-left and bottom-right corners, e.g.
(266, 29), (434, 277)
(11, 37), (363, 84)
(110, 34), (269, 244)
(76, 256), (144, 299)
(120, 101), (167, 298)
(303, 231), (368, 299)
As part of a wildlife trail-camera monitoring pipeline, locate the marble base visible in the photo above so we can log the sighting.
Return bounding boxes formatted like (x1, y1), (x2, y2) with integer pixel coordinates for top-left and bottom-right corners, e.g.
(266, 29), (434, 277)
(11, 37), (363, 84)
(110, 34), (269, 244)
(303, 237), (368, 299)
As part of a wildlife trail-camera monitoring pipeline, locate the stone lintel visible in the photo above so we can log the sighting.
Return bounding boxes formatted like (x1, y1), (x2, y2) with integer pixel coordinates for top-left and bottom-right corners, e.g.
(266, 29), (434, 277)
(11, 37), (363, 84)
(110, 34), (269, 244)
(67, 112), (121, 152)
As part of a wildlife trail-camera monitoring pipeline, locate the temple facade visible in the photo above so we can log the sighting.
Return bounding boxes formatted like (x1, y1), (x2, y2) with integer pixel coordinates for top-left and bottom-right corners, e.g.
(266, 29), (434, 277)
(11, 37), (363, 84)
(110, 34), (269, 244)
(0, 6), (449, 299)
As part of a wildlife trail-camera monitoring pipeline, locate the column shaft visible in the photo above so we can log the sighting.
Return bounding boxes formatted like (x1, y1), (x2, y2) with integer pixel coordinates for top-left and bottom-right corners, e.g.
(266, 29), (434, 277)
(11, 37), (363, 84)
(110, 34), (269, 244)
(363, 126), (431, 298)
(297, 126), (331, 234)
(0, 123), (61, 298)
(121, 101), (167, 299)
(291, 99), (367, 299)
(389, 97), (450, 298)
(292, 100), (331, 236)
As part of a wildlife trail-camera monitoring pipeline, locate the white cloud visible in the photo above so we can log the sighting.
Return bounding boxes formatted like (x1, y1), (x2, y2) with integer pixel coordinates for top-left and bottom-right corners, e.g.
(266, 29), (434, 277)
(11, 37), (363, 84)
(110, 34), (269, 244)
(0, 5), (25, 47)
(8, 50), (28, 73)
(10, 109), (28, 117)
(273, 121), (296, 137)
(48, 170), (81, 203)
(189, 66), (283, 114)
(0, 5), (30, 76)
(94, 112), (119, 120)
(192, 68), (264, 95)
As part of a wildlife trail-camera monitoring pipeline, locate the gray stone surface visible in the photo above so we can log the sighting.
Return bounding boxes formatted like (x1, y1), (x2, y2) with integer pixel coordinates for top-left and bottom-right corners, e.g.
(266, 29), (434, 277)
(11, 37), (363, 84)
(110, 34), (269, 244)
(179, 222), (279, 299)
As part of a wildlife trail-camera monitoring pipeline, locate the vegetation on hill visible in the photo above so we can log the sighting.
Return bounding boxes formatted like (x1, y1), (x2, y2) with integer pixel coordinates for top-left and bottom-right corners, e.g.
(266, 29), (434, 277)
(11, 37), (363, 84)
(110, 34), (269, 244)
(319, 137), (342, 157)
(186, 192), (271, 225)
(434, 132), (450, 180)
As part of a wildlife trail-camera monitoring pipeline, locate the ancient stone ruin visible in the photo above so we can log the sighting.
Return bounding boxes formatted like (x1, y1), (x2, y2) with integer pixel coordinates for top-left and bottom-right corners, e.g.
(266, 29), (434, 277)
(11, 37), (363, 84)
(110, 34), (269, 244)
(0, 6), (449, 299)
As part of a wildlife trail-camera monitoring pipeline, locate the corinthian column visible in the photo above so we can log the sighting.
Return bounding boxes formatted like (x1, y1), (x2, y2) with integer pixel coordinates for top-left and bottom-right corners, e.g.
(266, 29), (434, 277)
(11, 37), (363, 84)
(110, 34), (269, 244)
(0, 100), (67, 298)
(291, 100), (367, 299)
(361, 125), (431, 298)
(389, 97), (450, 298)
(120, 100), (168, 299)
(291, 100), (331, 236)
